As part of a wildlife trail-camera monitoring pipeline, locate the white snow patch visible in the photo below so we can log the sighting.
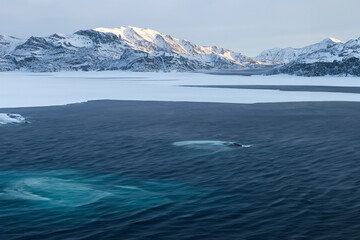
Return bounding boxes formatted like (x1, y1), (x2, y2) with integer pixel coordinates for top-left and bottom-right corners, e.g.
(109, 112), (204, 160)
(327, 37), (343, 44)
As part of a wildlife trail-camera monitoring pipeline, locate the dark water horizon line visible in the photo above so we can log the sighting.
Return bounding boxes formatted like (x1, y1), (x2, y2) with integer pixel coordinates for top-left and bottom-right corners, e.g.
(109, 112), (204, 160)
(183, 84), (360, 94)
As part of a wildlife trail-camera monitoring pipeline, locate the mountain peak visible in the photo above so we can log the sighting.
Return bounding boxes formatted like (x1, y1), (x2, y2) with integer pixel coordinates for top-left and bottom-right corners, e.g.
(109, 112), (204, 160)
(322, 37), (343, 44)
(93, 26), (163, 42)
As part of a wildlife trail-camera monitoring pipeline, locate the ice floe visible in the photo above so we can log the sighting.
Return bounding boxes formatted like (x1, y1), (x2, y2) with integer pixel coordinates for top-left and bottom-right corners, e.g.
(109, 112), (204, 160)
(0, 113), (27, 125)
(173, 140), (251, 149)
(2, 72), (360, 108)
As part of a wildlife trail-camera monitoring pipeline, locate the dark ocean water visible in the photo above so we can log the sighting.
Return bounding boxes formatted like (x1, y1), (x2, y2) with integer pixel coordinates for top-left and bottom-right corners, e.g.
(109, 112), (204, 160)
(1, 100), (360, 240)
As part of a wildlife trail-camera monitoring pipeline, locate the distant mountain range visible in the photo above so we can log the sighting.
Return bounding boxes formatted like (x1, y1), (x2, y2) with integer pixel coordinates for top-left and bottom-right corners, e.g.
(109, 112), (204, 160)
(255, 37), (360, 76)
(0, 26), (359, 76)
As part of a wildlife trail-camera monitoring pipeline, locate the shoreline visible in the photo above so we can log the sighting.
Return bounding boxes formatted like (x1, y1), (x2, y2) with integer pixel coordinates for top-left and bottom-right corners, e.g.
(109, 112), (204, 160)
(2, 98), (360, 112)
(2, 98), (360, 111)
(183, 85), (360, 94)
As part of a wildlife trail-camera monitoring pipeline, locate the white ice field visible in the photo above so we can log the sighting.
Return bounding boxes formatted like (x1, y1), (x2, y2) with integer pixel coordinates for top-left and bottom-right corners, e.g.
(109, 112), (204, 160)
(1, 71), (360, 108)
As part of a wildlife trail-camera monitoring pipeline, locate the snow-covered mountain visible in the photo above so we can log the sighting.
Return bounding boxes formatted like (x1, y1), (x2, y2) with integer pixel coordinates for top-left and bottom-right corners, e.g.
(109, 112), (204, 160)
(2, 26), (359, 76)
(257, 37), (360, 76)
(0, 26), (267, 72)
(255, 37), (345, 64)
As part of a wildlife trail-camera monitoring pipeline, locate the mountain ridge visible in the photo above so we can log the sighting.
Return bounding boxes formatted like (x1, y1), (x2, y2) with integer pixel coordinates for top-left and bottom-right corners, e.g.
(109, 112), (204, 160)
(0, 26), (359, 76)
(0, 26), (269, 72)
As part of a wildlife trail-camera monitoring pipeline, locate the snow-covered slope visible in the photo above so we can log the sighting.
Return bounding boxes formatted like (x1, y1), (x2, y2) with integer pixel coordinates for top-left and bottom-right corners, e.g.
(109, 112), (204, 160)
(0, 35), (25, 55)
(0, 35), (26, 71)
(0, 26), (268, 72)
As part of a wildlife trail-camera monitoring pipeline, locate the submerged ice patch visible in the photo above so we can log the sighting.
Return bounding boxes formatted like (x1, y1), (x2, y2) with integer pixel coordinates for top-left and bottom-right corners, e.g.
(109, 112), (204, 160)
(3, 177), (111, 207)
(0, 170), (198, 209)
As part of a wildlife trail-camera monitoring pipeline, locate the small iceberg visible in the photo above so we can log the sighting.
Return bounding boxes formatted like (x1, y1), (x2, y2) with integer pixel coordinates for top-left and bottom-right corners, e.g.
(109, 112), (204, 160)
(0, 113), (28, 125)
(173, 140), (251, 148)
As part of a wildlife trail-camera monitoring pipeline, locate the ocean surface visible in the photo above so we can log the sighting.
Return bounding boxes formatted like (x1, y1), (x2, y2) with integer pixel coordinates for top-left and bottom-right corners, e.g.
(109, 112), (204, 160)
(1, 100), (360, 239)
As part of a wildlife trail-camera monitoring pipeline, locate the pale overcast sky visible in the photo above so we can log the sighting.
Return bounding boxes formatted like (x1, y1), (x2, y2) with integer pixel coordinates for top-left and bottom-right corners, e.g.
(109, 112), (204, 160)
(1, 0), (359, 56)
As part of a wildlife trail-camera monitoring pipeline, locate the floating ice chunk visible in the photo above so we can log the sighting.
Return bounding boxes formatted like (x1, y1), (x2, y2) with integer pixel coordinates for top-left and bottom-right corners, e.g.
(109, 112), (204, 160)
(173, 140), (230, 146)
(0, 113), (27, 125)
(240, 145), (252, 148)
(173, 140), (251, 148)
